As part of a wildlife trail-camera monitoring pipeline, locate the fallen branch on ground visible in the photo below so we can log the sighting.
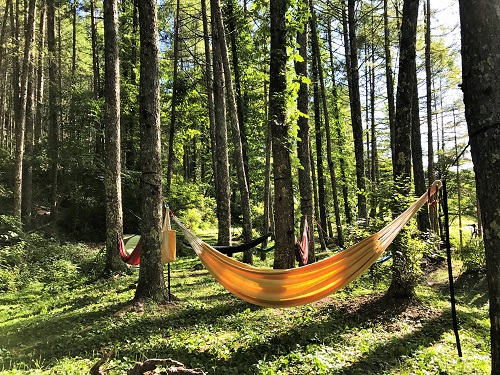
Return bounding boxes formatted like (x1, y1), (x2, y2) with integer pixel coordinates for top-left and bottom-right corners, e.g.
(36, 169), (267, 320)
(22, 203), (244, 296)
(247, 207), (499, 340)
(89, 352), (206, 375)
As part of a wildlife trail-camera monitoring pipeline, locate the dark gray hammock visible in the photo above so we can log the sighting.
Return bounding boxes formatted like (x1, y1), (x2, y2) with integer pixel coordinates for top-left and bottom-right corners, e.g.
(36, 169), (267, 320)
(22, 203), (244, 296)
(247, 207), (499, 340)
(213, 233), (272, 256)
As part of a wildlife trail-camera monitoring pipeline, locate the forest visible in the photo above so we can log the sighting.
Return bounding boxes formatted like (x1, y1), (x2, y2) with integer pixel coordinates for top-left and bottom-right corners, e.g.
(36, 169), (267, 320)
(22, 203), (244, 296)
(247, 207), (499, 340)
(1, 0), (500, 373)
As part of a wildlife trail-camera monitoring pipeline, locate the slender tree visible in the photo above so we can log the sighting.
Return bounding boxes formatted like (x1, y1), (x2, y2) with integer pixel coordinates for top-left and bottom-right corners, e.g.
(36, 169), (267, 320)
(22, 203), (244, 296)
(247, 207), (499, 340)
(295, 0), (315, 263)
(388, 0), (419, 298)
(226, 0), (250, 188)
(213, 0), (253, 261)
(211, 0), (231, 246)
(165, 0), (180, 198)
(424, 0), (434, 184)
(103, 0), (127, 275)
(346, 0), (367, 220)
(270, 0), (295, 269)
(411, 61), (429, 232)
(310, 0), (343, 247)
(327, 21), (352, 225)
(312, 55), (328, 252)
(34, 1), (45, 145)
(459, 1), (500, 371)
(201, 0), (217, 188)
(384, 0), (396, 165)
(134, 0), (167, 303)
(13, 0), (36, 220)
(47, 0), (59, 224)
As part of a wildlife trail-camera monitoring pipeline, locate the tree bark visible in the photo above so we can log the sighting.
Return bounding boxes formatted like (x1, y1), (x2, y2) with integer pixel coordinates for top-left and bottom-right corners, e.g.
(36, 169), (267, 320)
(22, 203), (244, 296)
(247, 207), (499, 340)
(165, 0), (180, 198)
(295, 0), (315, 263)
(388, 0), (419, 298)
(90, 0), (103, 157)
(270, 0), (295, 269)
(34, 1), (45, 145)
(310, 1), (343, 247)
(135, 0), (167, 303)
(411, 62), (429, 232)
(47, 0), (59, 225)
(384, 0), (396, 167)
(212, 0), (253, 262)
(458, 1), (500, 372)
(13, 0), (36, 220)
(22, 45), (36, 225)
(103, 0), (127, 275)
(327, 21), (351, 225)
(346, 0), (366, 221)
(312, 56), (327, 252)
(226, 0), (250, 189)
(424, 0), (434, 185)
(201, 0), (217, 191)
(211, 1), (231, 246)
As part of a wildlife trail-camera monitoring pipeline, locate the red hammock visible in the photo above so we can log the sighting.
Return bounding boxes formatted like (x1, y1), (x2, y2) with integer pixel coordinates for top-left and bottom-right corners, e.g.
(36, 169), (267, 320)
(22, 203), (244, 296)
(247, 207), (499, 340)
(118, 236), (142, 265)
(294, 218), (309, 266)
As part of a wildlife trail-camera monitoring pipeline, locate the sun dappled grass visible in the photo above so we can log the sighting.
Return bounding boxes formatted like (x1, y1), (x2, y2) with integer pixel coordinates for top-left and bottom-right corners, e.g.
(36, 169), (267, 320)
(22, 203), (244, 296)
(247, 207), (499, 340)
(0, 239), (491, 375)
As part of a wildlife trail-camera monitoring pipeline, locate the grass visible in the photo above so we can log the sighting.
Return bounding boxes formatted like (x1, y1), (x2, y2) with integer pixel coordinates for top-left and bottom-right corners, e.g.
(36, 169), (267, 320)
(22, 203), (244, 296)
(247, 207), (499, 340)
(0, 240), (491, 375)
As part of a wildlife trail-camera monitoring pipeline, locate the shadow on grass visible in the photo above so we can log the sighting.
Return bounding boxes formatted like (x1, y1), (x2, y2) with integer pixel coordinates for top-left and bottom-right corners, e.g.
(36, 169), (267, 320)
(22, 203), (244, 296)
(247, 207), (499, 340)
(0, 281), (260, 371)
(2, 275), (462, 374)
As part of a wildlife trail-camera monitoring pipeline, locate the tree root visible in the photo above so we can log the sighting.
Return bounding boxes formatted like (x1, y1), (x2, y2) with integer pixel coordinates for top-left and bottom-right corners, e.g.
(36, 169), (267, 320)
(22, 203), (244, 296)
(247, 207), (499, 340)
(89, 351), (206, 375)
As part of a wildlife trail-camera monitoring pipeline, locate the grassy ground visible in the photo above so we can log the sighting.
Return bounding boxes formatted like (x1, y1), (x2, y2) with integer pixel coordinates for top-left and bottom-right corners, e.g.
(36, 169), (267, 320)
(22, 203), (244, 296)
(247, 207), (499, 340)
(0, 242), (490, 374)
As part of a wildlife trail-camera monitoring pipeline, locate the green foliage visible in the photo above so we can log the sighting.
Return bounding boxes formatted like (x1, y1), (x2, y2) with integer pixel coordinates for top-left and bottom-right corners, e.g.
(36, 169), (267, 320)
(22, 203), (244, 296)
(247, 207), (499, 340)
(166, 176), (217, 231)
(457, 238), (485, 272)
(0, 231), (100, 293)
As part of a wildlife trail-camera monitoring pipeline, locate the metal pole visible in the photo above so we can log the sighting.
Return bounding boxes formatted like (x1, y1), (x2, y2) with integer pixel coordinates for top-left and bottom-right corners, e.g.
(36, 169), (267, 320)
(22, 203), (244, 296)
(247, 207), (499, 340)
(168, 263), (171, 302)
(442, 179), (462, 357)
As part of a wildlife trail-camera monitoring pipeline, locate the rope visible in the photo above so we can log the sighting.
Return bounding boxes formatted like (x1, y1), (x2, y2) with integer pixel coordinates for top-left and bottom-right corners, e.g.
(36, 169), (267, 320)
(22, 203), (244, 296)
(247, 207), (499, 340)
(451, 121), (500, 167)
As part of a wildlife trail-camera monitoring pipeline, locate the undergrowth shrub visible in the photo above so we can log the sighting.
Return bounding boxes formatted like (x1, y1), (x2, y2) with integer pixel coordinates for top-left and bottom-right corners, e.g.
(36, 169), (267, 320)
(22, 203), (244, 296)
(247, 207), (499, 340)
(457, 238), (485, 272)
(0, 230), (100, 292)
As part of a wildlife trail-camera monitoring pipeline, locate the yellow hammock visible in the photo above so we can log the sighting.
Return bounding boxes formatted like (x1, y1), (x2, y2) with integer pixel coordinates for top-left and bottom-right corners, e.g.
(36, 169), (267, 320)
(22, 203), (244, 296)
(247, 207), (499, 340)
(171, 181), (441, 308)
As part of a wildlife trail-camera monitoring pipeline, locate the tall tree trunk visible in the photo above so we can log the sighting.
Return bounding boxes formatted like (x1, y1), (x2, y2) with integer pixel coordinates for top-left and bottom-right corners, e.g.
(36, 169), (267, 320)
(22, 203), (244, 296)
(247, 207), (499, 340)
(411, 63), (429, 232)
(388, 0), (419, 299)
(0, 71), (7, 150)
(165, 0), (180, 198)
(22, 35), (36, 225)
(134, 0), (167, 303)
(211, 1), (231, 246)
(369, 31), (379, 219)
(34, 1), (45, 145)
(103, 0), (126, 275)
(213, 0), (253, 261)
(22, 40), (35, 200)
(262, 83), (273, 260)
(453, 111), (463, 250)
(295, 0), (315, 264)
(270, 0), (295, 269)
(47, 0), (59, 224)
(201, 0), (217, 190)
(459, 2), (500, 372)
(327, 21), (351, 225)
(13, 0), (36, 220)
(346, 0), (366, 220)
(0, 0), (11, 73)
(312, 56), (327, 252)
(424, 0), (433, 184)
(384, 0), (396, 166)
(310, 1), (343, 247)
(424, 0), (438, 234)
(90, 0), (103, 157)
(0, 0), (9, 150)
(226, 0), (249, 189)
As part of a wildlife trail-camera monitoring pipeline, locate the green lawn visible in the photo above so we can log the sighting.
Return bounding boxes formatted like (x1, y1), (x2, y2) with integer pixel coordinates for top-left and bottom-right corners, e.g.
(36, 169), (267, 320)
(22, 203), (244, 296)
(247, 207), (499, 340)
(0, 243), (490, 374)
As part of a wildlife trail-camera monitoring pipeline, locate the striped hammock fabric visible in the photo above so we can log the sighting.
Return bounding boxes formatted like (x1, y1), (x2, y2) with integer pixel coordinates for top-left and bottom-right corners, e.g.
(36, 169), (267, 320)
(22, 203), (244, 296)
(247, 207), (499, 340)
(172, 181), (441, 308)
